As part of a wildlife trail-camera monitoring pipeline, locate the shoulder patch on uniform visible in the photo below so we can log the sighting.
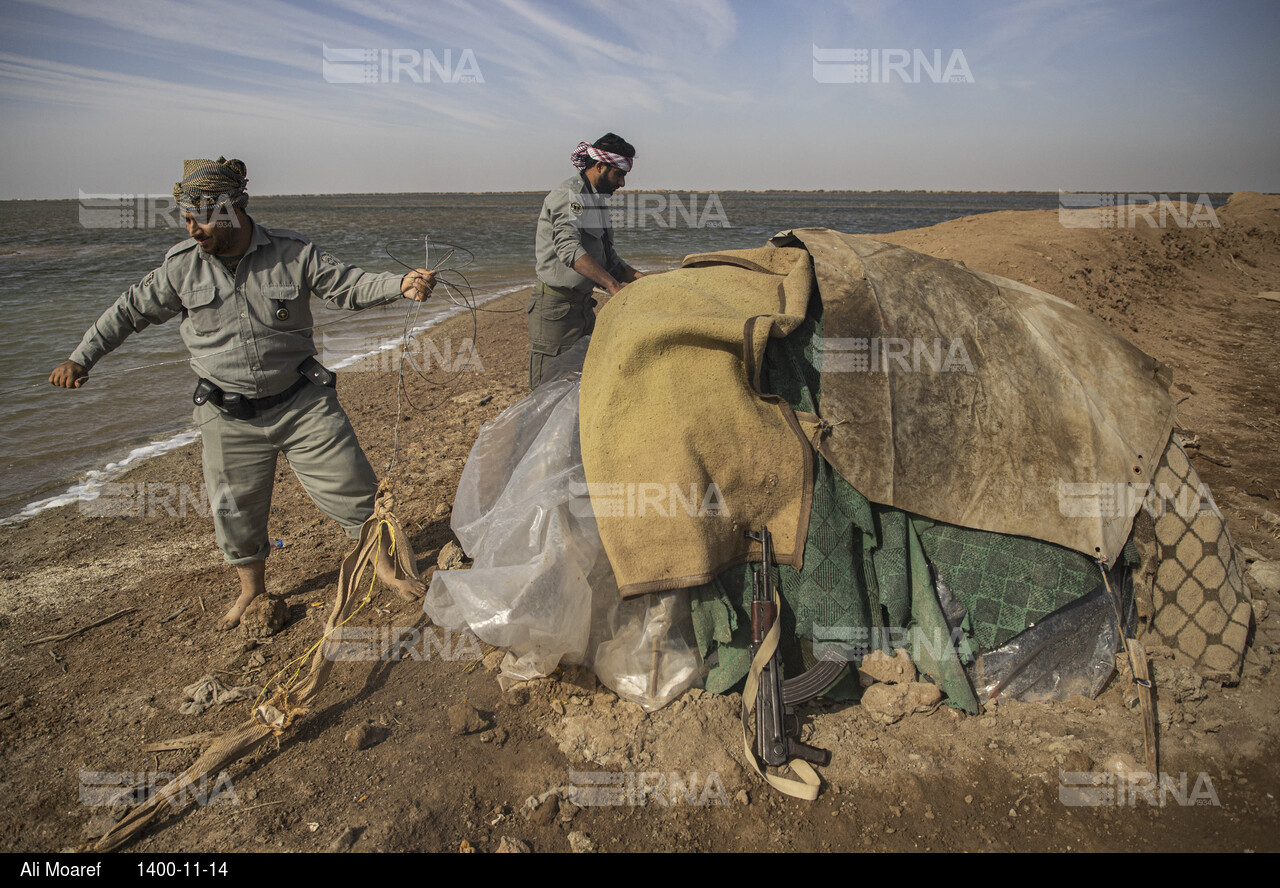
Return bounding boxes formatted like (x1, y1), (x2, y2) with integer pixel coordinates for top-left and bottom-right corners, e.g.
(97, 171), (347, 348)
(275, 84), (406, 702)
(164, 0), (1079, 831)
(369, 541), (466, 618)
(142, 270), (156, 287)
(570, 200), (584, 216)
(320, 252), (342, 267)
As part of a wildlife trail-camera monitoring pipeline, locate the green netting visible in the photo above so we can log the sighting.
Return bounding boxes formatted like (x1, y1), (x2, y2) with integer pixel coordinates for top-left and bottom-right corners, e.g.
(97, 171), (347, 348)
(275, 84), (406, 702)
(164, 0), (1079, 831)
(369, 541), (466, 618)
(688, 455), (981, 712)
(913, 520), (1103, 651)
(688, 455), (884, 698)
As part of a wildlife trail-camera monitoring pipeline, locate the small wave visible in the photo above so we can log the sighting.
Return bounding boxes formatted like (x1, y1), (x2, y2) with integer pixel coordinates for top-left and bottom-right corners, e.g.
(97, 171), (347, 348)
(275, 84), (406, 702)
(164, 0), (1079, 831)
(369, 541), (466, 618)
(1, 429), (202, 526)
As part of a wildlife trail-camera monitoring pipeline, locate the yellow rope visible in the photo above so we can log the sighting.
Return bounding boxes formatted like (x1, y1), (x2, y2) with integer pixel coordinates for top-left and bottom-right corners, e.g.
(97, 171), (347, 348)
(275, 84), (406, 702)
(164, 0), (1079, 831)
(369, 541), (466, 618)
(462, 644), (499, 675)
(250, 520), (395, 713)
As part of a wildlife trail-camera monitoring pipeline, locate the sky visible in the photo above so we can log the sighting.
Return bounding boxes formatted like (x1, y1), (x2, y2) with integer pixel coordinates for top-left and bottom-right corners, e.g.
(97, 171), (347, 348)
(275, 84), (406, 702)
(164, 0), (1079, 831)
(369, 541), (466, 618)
(1, 0), (1278, 198)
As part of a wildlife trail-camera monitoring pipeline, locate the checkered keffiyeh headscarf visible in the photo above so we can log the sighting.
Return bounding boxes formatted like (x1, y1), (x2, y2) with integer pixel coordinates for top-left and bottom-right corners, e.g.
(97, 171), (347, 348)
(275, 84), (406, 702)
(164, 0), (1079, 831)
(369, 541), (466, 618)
(172, 157), (249, 213)
(570, 141), (634, 173)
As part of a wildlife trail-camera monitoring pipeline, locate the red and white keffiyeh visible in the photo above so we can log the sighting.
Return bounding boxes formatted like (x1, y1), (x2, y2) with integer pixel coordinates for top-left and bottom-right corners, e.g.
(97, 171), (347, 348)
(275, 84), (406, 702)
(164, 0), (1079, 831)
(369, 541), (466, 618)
(570, 141), (634, 173)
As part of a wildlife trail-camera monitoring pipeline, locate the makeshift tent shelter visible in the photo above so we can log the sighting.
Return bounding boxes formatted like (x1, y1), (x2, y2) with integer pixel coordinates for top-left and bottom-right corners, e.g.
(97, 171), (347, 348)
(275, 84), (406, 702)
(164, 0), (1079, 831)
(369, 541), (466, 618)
(426, 230), (1252, 714)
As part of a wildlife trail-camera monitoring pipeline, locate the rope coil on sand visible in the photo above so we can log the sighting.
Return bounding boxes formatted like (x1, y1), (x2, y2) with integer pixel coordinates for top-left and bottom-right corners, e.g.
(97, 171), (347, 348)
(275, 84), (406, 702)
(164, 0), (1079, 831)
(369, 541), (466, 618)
(96, 489), (421, 851)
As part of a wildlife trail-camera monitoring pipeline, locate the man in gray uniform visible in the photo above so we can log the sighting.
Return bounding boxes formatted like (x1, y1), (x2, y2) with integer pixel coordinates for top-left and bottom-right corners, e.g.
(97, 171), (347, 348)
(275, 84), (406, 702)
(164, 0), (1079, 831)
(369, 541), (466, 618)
(530, 133), (644, 388)
(49, 157), (437, 629)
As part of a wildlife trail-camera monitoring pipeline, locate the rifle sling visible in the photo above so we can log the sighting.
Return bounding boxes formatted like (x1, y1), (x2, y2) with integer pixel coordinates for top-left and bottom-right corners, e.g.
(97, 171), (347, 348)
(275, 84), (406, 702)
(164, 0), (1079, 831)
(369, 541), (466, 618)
(740, 582), (822, 801)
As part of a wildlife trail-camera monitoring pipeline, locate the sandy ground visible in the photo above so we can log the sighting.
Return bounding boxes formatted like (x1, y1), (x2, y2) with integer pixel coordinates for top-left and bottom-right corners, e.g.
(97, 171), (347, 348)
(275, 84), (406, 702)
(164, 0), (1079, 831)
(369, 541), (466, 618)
(1, 193), (1278, 853)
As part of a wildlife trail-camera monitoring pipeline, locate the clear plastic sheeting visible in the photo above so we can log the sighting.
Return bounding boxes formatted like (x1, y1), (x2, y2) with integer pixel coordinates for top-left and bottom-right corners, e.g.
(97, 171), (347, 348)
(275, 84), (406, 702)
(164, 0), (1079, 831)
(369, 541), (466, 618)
(968, 584), (1122, 703)
(593, 590), (703, 712)
(424, 372), (594, 680)
(424, 339), (702, 709)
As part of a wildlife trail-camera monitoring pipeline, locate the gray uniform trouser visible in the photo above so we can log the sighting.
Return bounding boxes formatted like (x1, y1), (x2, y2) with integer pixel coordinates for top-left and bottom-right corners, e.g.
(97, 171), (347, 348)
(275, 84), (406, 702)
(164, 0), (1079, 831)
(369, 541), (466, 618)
(195, 381), (377, 565)
(527, 280), (596, 389)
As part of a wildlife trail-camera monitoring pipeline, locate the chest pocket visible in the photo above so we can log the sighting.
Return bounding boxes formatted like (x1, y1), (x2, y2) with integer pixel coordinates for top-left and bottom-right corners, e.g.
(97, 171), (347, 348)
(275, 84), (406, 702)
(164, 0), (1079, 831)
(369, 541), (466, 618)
(261, 284), (307, 329)
(179, 286), (221, 335)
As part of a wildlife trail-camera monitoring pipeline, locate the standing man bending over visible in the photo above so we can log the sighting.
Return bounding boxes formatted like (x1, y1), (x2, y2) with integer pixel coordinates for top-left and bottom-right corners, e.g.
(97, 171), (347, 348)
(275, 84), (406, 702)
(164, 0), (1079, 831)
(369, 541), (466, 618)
(530, 133), (644, 388)
(49, 157), (437, 629)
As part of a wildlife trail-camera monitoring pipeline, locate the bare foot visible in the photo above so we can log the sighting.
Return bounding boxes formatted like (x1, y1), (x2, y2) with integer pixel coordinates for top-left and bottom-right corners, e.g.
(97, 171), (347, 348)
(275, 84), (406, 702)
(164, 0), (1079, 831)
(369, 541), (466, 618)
(375, 540), (424, 601)
(220, 560), (267, 630)
(384, 575), (426, 601)
(218, 588), (261, 630)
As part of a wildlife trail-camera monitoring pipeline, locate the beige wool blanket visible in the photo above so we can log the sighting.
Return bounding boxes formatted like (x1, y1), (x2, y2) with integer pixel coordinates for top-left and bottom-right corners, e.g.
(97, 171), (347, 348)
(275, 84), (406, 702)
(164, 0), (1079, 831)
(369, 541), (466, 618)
(579, 246), (820, 597)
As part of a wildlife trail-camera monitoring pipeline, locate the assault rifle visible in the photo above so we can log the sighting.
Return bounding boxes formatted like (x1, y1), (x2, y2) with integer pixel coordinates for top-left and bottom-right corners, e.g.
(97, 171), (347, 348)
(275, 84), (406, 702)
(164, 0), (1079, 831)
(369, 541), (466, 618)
(746, 527), (840, 768)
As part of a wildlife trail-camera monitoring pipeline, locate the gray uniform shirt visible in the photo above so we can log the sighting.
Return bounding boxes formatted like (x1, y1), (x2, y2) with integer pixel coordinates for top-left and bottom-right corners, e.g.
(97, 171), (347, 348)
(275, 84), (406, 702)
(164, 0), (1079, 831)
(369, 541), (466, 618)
(535, 174), (627, 296)
(69, 220), (403, 397)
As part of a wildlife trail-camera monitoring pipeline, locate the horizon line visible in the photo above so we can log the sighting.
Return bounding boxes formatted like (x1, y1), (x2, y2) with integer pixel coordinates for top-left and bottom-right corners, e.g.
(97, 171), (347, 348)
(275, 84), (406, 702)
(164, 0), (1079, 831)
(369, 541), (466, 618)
(5, 187), (1254, 202)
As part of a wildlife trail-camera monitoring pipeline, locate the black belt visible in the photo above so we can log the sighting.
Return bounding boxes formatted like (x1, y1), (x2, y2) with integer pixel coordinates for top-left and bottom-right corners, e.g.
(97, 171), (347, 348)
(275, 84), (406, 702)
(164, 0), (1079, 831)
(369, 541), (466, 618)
(194, 358), (334, 420)
(250, 376), (310, 411)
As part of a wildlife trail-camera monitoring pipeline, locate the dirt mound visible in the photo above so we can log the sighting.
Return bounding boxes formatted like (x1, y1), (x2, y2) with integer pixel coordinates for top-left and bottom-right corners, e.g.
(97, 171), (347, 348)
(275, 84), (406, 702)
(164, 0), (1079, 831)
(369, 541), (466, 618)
(881, 192), (1280, 328)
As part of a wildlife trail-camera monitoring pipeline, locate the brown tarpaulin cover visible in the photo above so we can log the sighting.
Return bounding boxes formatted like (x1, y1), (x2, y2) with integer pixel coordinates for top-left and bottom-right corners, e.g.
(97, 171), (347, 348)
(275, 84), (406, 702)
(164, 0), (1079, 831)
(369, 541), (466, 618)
(579, 246), (819, 597)
(772, 229), (1176, 567)
(579, 231), (1177, 597)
